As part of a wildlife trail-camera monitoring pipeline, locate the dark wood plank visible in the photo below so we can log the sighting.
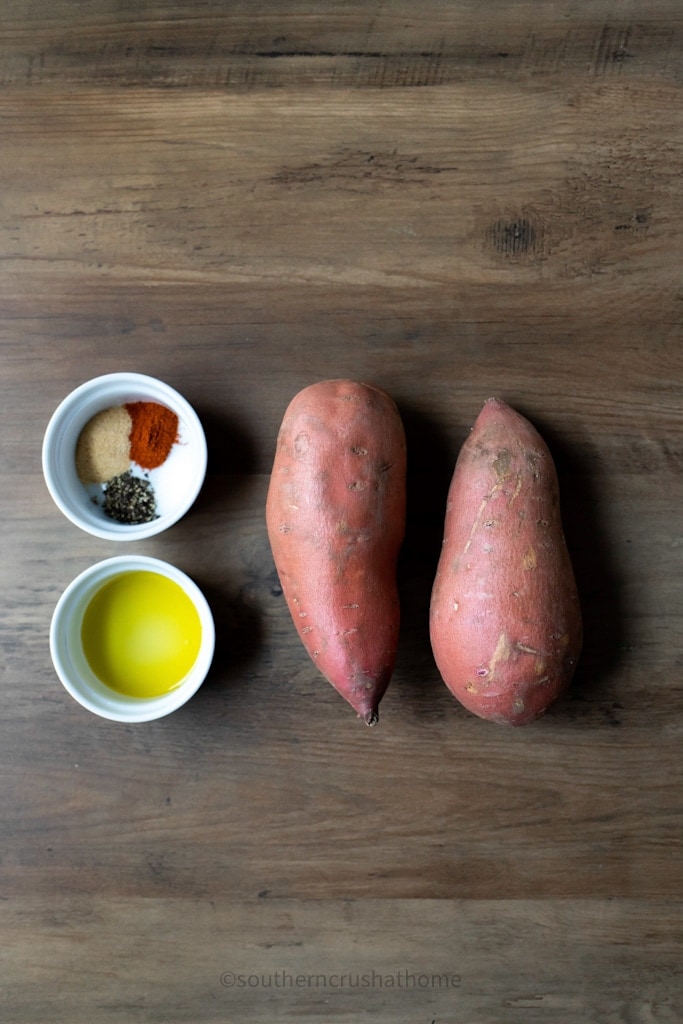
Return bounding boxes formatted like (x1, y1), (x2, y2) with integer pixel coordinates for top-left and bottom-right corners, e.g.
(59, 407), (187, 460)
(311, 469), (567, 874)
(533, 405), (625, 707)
(1, 75), (680, 325)
(3, 897), (682, 1023)
(1, 0), (682, 1018)
(1, 0), (682, 90)
(1, 465), (681, 900)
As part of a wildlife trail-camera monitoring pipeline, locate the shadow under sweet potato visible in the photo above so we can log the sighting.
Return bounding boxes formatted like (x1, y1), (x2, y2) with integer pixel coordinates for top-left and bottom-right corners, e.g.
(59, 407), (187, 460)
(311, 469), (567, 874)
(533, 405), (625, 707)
(192, 578), (264, 696)
(393, 401), (460, 718)
(518, 410), (628, 724)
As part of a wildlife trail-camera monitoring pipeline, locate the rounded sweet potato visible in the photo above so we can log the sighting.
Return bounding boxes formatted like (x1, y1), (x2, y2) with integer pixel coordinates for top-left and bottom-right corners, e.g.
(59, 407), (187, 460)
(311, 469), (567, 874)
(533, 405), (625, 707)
(429, 398), (582, 725)
(266, 380), (407, 725)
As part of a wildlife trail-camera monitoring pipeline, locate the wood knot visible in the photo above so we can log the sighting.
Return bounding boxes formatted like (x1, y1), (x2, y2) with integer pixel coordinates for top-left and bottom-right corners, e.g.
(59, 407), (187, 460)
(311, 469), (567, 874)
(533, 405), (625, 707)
(490, 218), (537, 256)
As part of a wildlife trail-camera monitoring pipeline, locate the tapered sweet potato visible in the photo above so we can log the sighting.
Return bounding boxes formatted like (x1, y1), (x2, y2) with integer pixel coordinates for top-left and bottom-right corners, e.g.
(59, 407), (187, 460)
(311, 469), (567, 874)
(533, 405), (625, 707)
(266, 380), (407, 725)
(430, 398), (582, 725)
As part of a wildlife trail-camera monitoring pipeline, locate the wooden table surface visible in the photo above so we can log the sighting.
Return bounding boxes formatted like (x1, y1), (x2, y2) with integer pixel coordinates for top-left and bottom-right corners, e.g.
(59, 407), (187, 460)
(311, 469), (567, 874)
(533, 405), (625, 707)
(2, 2), (682, 1020)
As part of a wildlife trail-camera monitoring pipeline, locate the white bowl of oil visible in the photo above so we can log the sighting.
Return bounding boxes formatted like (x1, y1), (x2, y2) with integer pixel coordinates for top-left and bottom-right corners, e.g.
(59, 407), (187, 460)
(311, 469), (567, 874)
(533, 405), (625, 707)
(42, 372), (207, 540)
(50, 555), (215, 722)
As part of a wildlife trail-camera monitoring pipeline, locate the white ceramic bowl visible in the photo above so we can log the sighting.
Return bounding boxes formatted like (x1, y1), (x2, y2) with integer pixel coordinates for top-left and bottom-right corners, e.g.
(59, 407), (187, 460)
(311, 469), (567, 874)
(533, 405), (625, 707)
(42, 372), (207, 540)
(50, 555), (215, 722)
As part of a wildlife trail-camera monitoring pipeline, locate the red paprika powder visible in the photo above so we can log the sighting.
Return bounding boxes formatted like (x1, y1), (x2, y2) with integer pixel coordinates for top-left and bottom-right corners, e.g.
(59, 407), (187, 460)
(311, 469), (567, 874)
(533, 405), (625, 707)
(125, 401), (179, 470)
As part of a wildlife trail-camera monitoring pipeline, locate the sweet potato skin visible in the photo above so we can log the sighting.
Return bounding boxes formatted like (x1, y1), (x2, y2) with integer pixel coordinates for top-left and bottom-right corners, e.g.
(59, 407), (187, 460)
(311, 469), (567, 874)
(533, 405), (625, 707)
(430, 398), (582, 725)
(266, 380), (406, 725)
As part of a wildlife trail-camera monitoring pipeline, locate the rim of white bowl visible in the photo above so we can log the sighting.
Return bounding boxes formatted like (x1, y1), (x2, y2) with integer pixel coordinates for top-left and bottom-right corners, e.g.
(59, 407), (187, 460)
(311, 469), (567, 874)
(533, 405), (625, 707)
(42, 372), (207, 540)
(49, 555), (216, 722)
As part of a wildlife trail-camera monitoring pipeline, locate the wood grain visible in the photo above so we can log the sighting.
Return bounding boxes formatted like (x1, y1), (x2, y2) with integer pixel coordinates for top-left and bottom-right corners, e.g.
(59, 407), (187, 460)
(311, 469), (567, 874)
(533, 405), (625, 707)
(3, 898), (682, 1023)
(1, 1), (682, 1020)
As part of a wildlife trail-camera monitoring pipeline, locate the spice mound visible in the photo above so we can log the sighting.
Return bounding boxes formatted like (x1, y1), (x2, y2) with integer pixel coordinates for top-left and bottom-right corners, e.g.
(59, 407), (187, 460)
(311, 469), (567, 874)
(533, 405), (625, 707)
(125, 401), (179, 471)
(75, 401), (180, 525)
(75, 406), (132, 484)
(102, 471), (158, 525)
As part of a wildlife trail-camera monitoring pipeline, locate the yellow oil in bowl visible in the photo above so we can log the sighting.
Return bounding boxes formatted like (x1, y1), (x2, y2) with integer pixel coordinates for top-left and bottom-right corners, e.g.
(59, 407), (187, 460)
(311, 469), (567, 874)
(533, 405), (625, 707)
(81, 571), (202, 698)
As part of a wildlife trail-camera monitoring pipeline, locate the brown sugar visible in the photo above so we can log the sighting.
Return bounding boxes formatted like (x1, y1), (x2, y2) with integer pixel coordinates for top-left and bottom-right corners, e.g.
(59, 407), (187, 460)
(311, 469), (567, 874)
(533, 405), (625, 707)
(75, 405), (133, 484)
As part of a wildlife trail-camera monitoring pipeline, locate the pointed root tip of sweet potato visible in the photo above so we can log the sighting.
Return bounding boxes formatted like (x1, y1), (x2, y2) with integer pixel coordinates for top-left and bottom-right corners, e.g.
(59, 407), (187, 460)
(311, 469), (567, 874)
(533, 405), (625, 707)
(481, 396), (510, 415)
(476, 396), (529, 434)
(363, 709), (379, 726)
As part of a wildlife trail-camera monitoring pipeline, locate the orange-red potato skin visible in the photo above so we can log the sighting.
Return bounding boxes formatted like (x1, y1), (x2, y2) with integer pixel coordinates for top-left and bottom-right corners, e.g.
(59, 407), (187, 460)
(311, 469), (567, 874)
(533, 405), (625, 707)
(430, 398), (582, 725)
(266, 380), (407, 725)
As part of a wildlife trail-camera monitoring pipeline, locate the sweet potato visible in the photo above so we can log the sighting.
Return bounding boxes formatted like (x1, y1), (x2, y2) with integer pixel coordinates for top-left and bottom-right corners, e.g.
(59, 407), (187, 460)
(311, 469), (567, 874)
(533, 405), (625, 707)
(429, 398), (582, 725)
(266, 380), (407, 725)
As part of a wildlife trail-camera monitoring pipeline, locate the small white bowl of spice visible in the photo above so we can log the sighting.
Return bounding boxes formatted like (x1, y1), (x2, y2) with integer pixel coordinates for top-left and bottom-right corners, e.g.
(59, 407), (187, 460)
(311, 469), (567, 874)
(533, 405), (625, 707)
(42, 372), (207, 540)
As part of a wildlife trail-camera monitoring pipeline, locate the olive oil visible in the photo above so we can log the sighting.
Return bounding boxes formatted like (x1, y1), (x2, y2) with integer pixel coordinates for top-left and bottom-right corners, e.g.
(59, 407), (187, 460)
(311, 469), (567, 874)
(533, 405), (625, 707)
(81, 571), (202, 698)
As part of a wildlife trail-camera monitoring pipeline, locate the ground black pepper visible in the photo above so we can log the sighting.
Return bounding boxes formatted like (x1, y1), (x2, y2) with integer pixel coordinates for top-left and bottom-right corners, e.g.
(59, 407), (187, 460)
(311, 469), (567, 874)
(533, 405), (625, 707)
(101, 471), (159, 525)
